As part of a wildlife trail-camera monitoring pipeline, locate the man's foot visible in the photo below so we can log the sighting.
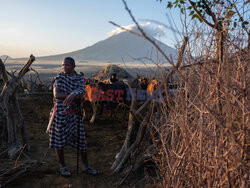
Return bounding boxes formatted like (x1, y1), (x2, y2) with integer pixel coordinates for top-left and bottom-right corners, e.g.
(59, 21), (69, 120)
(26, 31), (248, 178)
(60, 167), (71, 177)
(82, 166), (99, 175)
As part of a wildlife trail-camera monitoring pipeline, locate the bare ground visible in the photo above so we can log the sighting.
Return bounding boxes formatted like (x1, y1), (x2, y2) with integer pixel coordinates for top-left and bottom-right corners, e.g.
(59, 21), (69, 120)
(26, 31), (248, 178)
(5, 95), (132, 188)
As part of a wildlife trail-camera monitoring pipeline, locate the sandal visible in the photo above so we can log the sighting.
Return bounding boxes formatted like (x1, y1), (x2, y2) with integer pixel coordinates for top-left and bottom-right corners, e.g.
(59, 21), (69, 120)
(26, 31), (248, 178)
(82, 166), (99, 175)
(60, 166), (71, 177)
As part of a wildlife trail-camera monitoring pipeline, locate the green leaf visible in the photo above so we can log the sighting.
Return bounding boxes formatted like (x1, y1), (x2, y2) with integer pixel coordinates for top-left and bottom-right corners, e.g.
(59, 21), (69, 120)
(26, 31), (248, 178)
(229, 2), (236, 9)
(225, 10), (236, 19)
(189, 10), (195, 16)
(242, 21), (249, 25)
(180, 0), (185, 4)
(181, 8), (184, 14)
(197, 17), (203, 23)
(191, 14), (203, 23)
(233, 22), (237, 28)
(191, 14), (199, 20)
(167, 2), (173, 8)
(190, 1), (195, 6)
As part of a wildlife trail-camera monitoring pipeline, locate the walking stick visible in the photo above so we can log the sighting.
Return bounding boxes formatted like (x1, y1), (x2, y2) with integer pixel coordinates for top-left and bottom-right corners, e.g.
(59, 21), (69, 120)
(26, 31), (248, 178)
(76, 99), (81, 175)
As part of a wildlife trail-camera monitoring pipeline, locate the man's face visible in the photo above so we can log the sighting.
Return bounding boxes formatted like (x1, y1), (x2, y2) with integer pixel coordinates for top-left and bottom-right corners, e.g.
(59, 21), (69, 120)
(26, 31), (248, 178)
(62, 60), (74, 74)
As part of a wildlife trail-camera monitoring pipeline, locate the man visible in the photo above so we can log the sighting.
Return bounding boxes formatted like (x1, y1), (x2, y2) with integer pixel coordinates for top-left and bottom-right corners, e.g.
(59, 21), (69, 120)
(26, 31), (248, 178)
(108, 73), (119, 84)
(48, 57), (98, 176)
(80, 72), (87, 84)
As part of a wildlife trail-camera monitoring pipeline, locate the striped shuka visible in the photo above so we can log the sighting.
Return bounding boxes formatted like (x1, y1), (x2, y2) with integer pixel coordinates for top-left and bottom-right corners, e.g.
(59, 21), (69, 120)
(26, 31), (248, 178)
(48, 71), (87, 152)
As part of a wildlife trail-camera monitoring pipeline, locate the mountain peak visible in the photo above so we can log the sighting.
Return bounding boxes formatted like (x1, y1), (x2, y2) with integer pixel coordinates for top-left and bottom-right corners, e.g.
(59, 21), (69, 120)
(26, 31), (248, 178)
(36, 31), (177, 63)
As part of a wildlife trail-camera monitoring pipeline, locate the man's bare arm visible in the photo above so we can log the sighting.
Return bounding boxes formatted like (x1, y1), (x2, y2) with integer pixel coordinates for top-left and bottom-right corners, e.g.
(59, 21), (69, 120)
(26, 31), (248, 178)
(54, 86), (78, 106)
(53, 86), (68, 100)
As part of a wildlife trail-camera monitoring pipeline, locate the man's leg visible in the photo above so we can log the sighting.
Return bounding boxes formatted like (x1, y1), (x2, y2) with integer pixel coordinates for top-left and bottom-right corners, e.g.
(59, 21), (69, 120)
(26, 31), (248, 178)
(80, 151), (98, 175)
(55, 148), (65, 167)
(55, 148), (71, 176)
(80, 151), (88, 168)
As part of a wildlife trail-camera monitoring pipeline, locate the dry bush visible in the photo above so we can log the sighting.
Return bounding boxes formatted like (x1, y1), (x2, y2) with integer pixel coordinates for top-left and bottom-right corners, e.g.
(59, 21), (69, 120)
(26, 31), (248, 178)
(109, 1), (249, 186)
(148, 22), (249, 188)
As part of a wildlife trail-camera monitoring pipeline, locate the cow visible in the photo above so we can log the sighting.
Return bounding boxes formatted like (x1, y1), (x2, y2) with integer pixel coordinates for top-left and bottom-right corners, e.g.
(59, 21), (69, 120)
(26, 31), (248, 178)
(82, 81), (129, 124)
(137, 77), (162, 100)
(147, 79), (159, 96)
(138, 77), (149, 90)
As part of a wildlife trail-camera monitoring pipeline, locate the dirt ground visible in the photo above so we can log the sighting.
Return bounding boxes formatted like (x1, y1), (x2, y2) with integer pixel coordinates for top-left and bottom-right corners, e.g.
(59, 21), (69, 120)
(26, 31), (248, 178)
(5, 94), (132, 188)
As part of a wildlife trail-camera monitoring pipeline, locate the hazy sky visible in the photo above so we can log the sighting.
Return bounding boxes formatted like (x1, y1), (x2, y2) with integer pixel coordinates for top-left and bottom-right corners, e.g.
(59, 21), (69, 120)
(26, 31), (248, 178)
(0, 0), (182, 58)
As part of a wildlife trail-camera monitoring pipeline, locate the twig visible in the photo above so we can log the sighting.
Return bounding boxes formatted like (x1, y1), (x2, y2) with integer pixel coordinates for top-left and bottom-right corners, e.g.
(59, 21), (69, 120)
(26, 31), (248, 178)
(0, 59), (9, 83)
(15, 144), (26, 167)
(118, 166), (133, 187)
(0, 149), (8, 157)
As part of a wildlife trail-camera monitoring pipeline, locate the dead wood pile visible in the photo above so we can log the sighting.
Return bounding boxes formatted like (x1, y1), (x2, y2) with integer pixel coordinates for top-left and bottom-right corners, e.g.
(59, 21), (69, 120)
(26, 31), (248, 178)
(0, 145), (47, 187)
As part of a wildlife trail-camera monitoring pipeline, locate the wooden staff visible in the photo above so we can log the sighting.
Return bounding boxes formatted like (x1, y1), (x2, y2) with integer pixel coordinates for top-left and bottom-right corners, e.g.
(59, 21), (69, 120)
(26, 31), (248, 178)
(46, 104), (56, 133)
(76, 99), (81, 175)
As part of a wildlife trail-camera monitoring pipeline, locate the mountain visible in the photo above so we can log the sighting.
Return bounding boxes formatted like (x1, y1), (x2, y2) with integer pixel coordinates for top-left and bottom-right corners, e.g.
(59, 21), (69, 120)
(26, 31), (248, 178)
(22, 32), (178, 63)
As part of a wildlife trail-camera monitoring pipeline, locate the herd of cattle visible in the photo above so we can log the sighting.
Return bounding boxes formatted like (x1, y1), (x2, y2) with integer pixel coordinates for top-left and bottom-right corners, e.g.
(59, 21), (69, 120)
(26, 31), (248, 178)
(81, 77), (167, 123)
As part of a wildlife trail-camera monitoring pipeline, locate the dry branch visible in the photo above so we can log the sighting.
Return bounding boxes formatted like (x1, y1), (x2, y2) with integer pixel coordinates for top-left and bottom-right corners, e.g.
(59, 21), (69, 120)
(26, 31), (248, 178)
(0, 59), (8, 83)
(0, 55), (35, 158)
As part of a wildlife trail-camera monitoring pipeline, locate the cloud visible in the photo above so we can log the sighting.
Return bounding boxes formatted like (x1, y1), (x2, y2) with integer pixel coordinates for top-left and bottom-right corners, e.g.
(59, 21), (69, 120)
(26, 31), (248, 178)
(107, 22), (165, 38)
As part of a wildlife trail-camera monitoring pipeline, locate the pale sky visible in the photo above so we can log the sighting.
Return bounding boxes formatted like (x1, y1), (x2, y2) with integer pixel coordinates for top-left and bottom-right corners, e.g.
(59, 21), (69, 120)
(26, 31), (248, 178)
(0, 0), (182, 58)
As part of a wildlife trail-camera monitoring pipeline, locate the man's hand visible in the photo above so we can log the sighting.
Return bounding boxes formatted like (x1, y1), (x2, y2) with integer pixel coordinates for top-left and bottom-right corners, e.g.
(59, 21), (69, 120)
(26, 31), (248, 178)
(75, 95), (83, 99)
(63, 93), (76, 106)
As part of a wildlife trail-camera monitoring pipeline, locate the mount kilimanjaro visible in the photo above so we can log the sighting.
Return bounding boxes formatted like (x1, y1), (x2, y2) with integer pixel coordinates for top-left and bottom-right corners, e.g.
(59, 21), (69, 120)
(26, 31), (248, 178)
(16, 32), (178, 63)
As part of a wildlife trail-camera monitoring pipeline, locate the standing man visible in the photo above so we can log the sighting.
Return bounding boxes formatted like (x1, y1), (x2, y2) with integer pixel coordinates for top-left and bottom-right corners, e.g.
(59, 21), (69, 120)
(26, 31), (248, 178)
(48, 57), (98, 176)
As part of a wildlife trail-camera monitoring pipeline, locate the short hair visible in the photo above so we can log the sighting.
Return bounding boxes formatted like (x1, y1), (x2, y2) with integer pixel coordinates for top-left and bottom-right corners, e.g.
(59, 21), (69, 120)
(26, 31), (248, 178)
(111, 73), (117, 77)
(64, 57), (75, 67)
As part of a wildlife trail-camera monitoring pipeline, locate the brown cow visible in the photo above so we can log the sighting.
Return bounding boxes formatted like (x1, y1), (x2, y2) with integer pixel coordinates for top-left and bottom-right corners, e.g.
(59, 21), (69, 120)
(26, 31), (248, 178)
(147, 79), (158, 96)
(137, 77), (159, 97)
(82, 84), (101, 124)
(82, 81), (128, 124)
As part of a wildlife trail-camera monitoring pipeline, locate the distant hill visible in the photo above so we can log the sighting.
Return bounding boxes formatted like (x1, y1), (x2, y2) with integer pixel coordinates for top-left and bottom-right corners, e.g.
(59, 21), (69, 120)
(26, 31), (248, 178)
(0, 55), (11, 60)
(14, 32), (178, 63)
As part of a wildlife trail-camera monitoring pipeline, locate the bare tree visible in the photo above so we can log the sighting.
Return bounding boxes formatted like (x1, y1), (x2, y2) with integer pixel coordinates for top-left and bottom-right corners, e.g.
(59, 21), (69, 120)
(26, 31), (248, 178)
(0, 55), (35, 158)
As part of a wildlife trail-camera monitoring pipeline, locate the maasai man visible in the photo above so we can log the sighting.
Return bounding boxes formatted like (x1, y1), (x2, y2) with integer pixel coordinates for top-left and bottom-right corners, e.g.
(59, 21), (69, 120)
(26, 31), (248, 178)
(108, 73), (119, 84)
(48, 57), (98, 176)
